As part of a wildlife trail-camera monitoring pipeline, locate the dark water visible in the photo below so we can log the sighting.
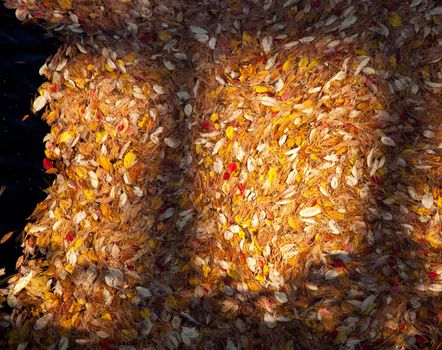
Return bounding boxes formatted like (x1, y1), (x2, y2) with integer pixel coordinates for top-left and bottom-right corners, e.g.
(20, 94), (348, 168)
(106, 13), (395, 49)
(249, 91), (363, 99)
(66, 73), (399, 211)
(0, 4), (57, 275)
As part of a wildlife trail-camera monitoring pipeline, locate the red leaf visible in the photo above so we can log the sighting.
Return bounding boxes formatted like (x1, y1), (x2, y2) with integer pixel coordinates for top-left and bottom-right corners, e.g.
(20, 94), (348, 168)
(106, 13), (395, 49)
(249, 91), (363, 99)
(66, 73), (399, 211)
(227, 162), (237, 173)
(333, 258), (345, 269)
(201, 121), (213, 131)
(415, 335), (426, 346)
(237, 183), (246, 195)
(428, 271), (438, 279)
(43, 158), (54, 170)
(66, 232), (74, 243)
(223, 172), (231, 181)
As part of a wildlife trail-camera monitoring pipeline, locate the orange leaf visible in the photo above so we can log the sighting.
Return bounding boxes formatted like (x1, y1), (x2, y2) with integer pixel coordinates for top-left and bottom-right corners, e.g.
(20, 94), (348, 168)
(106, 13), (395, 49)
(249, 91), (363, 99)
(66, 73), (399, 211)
(0, 231), (14, 244)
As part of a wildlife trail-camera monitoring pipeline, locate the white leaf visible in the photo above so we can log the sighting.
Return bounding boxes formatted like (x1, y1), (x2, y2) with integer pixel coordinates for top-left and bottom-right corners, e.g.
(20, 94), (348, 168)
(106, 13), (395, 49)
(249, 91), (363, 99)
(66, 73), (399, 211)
(360, 295), (376, 310)
(283, 40), (299, 49)
(385, 320), (398, 330)
(299, 207), (321, 217)
(224, 230), (233, 240)
(274, 291), (288, 304)
(181, 327), (199, 346)
(410, 0), (422, 7)
(299, 36), (315, 43)
(136, 286), (152, 298)
(7, 294), (18, 308)
(150, 127), (163, 144)
(152, 84), (165, 94)
(164, 137), (181, 149)
(194, 33), (209, 42)
(278, 134), (287, 147)
(327, 40), (340, 48)
(275, 78), (284, 92)
(189, 25), (208, 35)
(88, 170), (99, 188)
(208, 37), (217, 49)
(328, 220), (341, 235)
(163, 60), (175, 71)
(212, 138), (225, 155)
(340, 15), (357, 31)
(246, 257), (257, 272)
(73, 211), (86, 224)
(345, 175), (358, 187)
(159, 207), (174, 221)
(13, 271), (33, 295)
(66, 249), (77, 266)
(105, 268), (124, 289)
(261, 36), (273, 54)
(421, 193), (433, 209)
(184, 104), (192, 117)
(263, 312), (277, 328)
(423, 130), (435, 138)
(34, 313), (53, 330)
(381, 136), (396, 147)
(260, 96), (279, 107)
(331, 176), (339, 189)
(325, 270), (339, 280)
(425, 81), (442, 88)
(28, 225), (47, 233)
(429, 284), (442, 293)
(354, 57), (370, 76)
(265, 55), (277, 70)
(429, 7), (442, 15)
(96, 330), (110, 338)
(59, 336), (69, 350)
(213, 157), (223, 174)
(32, 95), (47, 112)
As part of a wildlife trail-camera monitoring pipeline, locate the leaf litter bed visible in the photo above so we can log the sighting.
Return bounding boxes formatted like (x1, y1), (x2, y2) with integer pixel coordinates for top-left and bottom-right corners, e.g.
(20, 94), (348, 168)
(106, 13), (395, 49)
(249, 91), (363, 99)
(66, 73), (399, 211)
(0, 0), (441, 349)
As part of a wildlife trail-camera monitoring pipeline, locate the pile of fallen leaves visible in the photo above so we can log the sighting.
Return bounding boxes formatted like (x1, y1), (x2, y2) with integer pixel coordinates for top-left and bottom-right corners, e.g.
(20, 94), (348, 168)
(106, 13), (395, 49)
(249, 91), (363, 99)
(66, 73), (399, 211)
(1, 0), (441, 349)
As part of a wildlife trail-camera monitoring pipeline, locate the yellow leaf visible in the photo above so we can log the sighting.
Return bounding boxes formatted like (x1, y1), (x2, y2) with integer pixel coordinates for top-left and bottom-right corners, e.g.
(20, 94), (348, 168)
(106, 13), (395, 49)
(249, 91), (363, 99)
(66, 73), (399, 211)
(102, 312), (112, 321)
(202, 265), (211, 278)
(288, 217), (298, 230)
(158, 31), (172, 41)
(253, 85), (269, 93)
(95, 131), (107, 143)
(268, 167), (278, 183)
(247, 280), (261, 292)
(73, 237), (83, 251)
(307, 59), (319, 70)
(298, 56), (309, 68)
(57, 0), (72, 10)
(388, 13), (401, 28)
(123, 151), (137, 168)
(83, 189), (94, 200)
(321, 314), (335, 332)
(98, 156), (113, 172)
(59, 131), (73, 143)
(65, 264), (74, 274)
(255, 274), (265, 285)
(354, 48), (369, 55)
(100, 203), (110, 217)
(242, 32), (253, 46)
(226, 126), (234, 140)
(87, 249), (98, 261)
(282, 59), (292, 71)
(140, 308), (150, 318)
